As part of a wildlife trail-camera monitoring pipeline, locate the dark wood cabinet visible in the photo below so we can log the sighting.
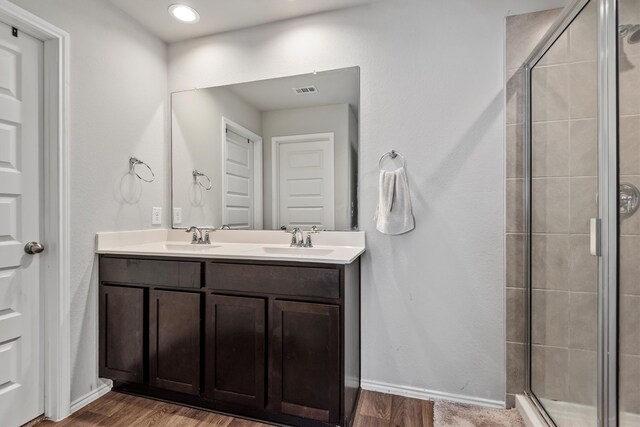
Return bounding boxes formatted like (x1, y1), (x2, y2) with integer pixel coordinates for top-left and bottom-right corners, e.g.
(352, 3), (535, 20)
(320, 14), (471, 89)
(149, 289), (201, 395)
(99, 285), (145, 383)
(205, 294), (265, 407)
(99, 255), (361, 427)
(270, 300), (341, 423)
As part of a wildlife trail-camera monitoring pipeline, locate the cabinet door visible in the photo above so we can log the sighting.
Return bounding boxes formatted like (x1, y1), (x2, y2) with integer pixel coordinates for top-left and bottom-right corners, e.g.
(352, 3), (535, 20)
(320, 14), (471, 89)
(270, 301), (340, 423)
(149, 290), (201, 395)
(99, 285), (144, 383)
(205, 294), (265, 408)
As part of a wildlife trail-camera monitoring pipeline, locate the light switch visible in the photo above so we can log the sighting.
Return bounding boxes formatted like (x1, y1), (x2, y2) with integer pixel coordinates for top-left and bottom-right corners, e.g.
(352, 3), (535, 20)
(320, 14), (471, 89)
(173, 208), (183, 225)
(152, 207), (162, 225)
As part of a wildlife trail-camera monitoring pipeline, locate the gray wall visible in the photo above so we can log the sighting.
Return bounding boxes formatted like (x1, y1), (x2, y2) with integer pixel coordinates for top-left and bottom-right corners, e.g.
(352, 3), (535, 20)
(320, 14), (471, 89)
(262, 104), (353, 230)
(172, 87), (262, 227)
(169, 0), (568, 404)
(10, 0), (168, 402)
(8, 0), (569, 408)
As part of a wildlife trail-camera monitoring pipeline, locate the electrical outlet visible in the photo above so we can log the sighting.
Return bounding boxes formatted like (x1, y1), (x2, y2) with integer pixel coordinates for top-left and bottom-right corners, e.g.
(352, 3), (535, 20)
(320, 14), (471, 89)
(152, 207), (162, 225)
(173, 208), (183, 225)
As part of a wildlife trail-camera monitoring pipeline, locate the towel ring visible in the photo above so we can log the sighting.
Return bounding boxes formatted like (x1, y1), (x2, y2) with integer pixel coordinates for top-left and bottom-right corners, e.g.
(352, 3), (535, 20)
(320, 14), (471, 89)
(378, 150), (406, 170)
(193, 169), (212, 190)
(129, 157), (155, 182)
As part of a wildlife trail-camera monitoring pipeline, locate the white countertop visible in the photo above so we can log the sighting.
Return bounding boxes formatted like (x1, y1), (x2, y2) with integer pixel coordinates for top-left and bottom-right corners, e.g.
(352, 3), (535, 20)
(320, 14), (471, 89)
(95, 229), (365, 265)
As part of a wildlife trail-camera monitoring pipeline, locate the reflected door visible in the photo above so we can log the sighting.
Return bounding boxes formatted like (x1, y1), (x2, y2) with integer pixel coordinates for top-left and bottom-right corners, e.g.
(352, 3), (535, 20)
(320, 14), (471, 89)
(223, 128), (254, 229)
(274, 133), (335, 230)
(528, 1), (599, 426)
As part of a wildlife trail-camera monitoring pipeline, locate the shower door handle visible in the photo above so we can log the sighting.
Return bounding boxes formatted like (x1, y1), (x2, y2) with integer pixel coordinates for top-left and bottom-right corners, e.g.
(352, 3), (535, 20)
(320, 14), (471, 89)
(590, 218), (601, 257)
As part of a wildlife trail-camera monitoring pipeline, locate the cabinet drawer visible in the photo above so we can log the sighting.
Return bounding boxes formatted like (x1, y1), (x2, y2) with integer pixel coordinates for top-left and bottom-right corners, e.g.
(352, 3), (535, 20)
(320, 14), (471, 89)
(100, 257), (201, 289)
(206, 263), (340, 299)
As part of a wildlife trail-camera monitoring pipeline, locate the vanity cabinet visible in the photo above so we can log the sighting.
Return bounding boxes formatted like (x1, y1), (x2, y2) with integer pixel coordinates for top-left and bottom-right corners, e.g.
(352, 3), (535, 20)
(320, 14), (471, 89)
(149, 289), (201, 395)
(270, 300), (341, 423)
(98, 254), (361, 427)
(99, 285), (145, 384)
(205, 294), (265, 408)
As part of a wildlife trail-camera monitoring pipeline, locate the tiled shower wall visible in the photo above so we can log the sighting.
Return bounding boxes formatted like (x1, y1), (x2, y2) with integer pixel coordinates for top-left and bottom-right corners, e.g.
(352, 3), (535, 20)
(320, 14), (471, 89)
(505, 9), (562, 408)
(618, 0), (640, 416)
(506, 3), (640, 415)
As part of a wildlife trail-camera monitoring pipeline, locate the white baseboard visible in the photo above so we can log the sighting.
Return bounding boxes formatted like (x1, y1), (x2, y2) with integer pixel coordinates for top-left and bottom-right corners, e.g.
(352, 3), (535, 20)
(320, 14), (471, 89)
(70, 378), (113, 414)
(360, 379), (505, 409)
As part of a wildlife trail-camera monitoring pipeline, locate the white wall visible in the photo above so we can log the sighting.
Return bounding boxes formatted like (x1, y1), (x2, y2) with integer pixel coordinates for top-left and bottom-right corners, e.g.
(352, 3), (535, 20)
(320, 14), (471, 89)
(169, 0), (567, 403)
(9, 0), (168, 403)
(172, 86), (262, 227)
(262, 104), (352, 230)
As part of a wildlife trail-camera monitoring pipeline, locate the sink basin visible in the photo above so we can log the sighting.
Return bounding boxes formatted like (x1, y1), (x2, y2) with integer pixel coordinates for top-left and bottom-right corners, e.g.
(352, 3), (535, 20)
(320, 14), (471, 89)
(162, 243), (220, 252)
(246, 247), (335, 256)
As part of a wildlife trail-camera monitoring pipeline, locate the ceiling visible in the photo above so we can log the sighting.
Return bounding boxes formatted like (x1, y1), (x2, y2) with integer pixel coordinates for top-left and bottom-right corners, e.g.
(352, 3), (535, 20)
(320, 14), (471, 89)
(106, 0), (377, 43)
(225, 67), (359, 113)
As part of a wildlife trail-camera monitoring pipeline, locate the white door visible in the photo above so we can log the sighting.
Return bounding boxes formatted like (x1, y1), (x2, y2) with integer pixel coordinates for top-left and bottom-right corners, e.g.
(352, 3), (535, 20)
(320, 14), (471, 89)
(0, 21), (44, 427)
(275, 133), (335, 230)
(223, 128), (254, 229)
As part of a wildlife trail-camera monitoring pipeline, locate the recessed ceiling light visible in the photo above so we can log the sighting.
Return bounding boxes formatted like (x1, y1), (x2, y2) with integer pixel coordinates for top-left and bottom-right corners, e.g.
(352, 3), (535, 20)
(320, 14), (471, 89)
(168, 4), (200, 23)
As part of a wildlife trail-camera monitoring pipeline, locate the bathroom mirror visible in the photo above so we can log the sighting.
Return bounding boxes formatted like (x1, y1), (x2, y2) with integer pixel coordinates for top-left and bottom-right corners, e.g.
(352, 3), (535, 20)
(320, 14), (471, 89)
(171, 67), (359, 230)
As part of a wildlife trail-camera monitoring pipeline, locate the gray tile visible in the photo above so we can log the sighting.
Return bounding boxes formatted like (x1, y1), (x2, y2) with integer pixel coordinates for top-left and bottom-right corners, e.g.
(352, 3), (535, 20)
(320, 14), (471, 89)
(569, 119), (597, 177)
(506, 233), (525, 288)
(569, 292), (597, 351)
(507, 179), (524, 233)
(620, 176), (640, 235)
(568, 0), (597, 63)
(532, 121), (569, 177)
(567, 349), (598, 406)
(532, 234), (570, 290)
(531, 345), (569, 402)
(620, 294), (640, 356)
(506, 9), (562, 70)
(507, 342), (526, 394)
(506, 124), (524, 178)
(538, 30), (569, 67)
(620, 115), (640, 175)
(619, 1), (640, 57)
(569, 235), (597, 292)
(619, 354), (640, 415)
(532, 178), (570, 233)
(569, 177), (597, 234)
(569, 62), (597, 120)
(620, 55), (640, 116)
(620, 235), (640, 295)
(532, 289), (569, 347)
(505, 393), (516, 409)
(506, 68), (524, 125)
(507, 287), (526, 343)
(532, 65), (570, 122)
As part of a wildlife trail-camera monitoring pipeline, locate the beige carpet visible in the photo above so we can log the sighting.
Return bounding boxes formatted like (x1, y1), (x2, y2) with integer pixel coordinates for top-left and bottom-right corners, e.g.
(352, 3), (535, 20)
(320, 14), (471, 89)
(434, 400), (526, 427)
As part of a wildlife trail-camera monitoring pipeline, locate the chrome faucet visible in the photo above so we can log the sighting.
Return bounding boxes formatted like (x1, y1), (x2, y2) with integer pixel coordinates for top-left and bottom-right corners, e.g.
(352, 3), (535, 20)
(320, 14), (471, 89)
(186, 226), (214, 244)
(287, 227), (304, 247)
(287, 226), (320, 247)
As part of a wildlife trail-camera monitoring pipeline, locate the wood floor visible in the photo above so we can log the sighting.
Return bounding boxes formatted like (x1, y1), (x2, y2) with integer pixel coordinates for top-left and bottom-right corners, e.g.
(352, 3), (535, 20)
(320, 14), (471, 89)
(33, 390), (434, 427)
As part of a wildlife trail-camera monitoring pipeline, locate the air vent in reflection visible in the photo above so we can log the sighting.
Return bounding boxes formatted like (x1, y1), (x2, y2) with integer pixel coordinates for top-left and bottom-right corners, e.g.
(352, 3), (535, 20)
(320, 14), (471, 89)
(292, 85), (318, 95)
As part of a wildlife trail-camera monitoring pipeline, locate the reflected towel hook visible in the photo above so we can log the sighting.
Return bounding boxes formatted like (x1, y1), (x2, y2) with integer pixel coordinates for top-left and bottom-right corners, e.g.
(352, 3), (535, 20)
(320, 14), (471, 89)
(129, 157), (155, 182)
(378, 150), (406, 170)
(193, 169), (212, 190)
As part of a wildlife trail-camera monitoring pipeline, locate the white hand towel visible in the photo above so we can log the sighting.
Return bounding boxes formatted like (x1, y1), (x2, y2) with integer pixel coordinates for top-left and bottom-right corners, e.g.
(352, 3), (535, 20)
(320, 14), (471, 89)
(375, 166), (415, 235)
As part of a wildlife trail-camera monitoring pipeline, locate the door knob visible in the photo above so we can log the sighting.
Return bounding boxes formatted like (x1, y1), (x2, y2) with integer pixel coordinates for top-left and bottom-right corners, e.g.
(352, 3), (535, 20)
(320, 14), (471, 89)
(24, 242), (45, 255)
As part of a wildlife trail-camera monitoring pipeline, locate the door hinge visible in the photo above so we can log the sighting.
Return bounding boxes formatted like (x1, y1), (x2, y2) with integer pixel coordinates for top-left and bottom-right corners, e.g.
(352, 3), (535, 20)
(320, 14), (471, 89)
(590, 218), (601, 256)
(12, 27), (18, 37)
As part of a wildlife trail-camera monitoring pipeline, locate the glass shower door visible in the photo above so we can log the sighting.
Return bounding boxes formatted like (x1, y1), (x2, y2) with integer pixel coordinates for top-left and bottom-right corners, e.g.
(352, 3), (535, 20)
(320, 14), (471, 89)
(618, 0), (640, 424)
(528, 1), (599, 425)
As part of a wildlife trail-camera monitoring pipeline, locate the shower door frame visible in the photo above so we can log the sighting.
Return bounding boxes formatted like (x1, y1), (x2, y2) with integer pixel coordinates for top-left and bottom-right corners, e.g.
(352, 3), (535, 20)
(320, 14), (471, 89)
(521, 0), (619, 425)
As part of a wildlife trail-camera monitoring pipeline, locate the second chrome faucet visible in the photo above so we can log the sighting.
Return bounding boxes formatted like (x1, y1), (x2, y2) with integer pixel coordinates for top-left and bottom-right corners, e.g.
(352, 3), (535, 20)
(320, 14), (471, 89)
(186, 226), (214, 244)
(287, 226), (320, 248)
